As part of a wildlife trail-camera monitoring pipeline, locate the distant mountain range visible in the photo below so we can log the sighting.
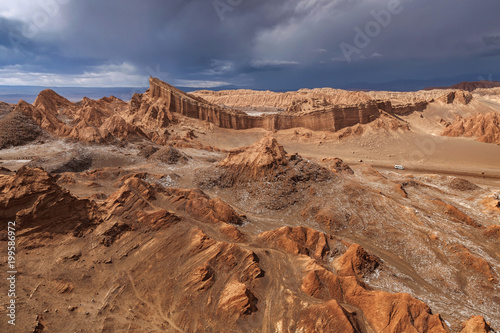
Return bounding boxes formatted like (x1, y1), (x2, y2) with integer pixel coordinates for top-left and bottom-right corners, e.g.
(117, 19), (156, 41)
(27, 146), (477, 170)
(425, 80), (500, 91)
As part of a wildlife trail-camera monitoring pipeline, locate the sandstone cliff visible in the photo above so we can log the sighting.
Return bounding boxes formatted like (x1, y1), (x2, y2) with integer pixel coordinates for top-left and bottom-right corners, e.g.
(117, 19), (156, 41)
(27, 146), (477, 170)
(136, 77), (385, 132)
(2, 78), (464, 147)
(193, 85), (471, 113)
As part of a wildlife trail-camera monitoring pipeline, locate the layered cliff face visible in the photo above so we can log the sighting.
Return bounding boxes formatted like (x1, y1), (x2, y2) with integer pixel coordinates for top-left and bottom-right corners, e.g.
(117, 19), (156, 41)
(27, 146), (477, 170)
(192, 87), (465, 109)
(1, 77), (490, 152)
(139, 77), (385, 132)
(192, 86), (471, 114)
(3, 77), (471, 148)
(193, 88), (373, 108)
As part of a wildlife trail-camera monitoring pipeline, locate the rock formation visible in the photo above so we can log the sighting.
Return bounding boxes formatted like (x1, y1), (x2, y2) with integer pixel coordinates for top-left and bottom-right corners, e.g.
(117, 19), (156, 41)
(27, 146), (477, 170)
(460, 316), (493, 333)
(257, 226), (335, 260)
(437, 90), (473, 104)
(193, 86), (460, 109)
(1, 77), (474, 150)
(14, 99), (71, 136)
(199, 137), (333, 210)
(99, 114), (147, 141)
(135, 78), (407, 132)
(0, 167), (99, 235)
(333, 243), (382, 279)
(443, 112), (500, 144)
(149, 146), (189, 164)
(0, 101), (13, 115)
(0, 111), (44, 148)
(216, 136), (331, 182)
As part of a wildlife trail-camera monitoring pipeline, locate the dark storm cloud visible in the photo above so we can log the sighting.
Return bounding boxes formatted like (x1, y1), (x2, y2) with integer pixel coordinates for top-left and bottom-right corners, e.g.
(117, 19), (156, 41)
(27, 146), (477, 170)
(1, 0), (500, 89)
(483, 36), (500, 47)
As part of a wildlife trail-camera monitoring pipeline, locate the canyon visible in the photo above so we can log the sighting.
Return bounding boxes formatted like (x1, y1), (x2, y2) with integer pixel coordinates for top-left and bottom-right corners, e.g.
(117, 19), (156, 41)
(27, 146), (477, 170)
(0, 78), (499, 333)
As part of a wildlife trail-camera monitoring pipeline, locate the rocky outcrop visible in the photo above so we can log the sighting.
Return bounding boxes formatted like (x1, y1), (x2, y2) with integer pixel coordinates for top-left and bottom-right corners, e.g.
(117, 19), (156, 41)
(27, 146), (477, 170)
(103, 175), (244, 227)
(15, 99), (70, 136)
(216, 137), (331, 182)
(243, 228), (414, 331)
(149, 147), (189, 164)
(136, 209), (181, 230)
(161, 187), (244, 226)
(333, 243), (382, 279)
(442, 112), (500, 144)
(33, 89), (75, 114)
(297, 299), (360, 333)
(0, 101), (13, 115)
(431, 200), (481, 228)
(0, 111), (44, 148)
(102, 177), (157, 220)
(447, 244), (496, 282)
(219, 136), (288, 179)
(199, 137), (332, 210)
(68, 120), (106, 143)
(460, 316), (493, 333)
(11, 90), (144, 144)
(437, 91), (472, 104)
(100, 114), (147, 141)
(193, 88), (372, 109)
(193, 87), (441, 111)
(324, 157), (354, 174)
(257, 226), (334, 260)
(0, 167), (99, 235)
(300, 247), (449, 333)
(216, 281), (258, 318)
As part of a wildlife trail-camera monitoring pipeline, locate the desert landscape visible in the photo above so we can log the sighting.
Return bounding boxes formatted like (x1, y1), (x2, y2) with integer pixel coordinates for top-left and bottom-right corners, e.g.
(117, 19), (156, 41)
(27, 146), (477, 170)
(0, 77), (499, 332)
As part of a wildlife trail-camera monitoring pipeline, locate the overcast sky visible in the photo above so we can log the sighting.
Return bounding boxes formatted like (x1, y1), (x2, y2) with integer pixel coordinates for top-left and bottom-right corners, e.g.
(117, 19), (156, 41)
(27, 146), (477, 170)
(1, 0), (499, 90)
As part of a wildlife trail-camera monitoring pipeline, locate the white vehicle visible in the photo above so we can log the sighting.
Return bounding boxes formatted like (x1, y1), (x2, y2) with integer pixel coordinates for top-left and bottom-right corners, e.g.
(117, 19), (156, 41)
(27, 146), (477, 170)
(395, 165), (405, 170)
